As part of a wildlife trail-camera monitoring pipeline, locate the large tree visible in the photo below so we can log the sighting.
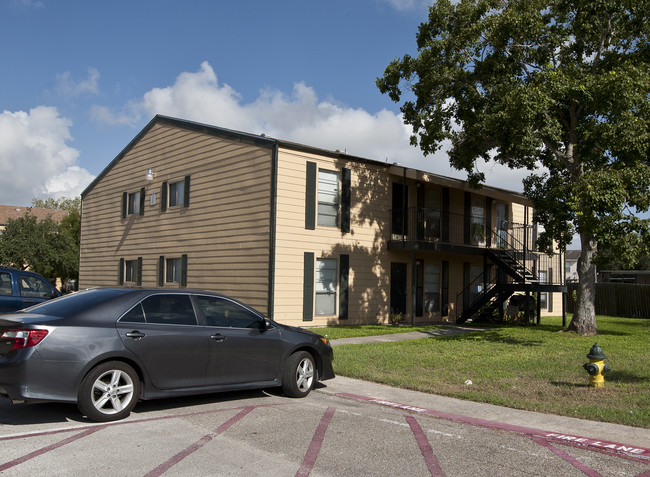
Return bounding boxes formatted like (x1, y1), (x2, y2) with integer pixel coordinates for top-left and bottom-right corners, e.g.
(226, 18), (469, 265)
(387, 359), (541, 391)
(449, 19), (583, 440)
(377, 0), (650, 335)
(0, 197), (80, 280)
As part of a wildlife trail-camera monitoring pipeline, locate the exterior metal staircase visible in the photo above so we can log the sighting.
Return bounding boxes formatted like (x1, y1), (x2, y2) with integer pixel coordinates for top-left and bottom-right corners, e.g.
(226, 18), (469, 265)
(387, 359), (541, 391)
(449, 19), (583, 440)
(455, 226), (543, 324)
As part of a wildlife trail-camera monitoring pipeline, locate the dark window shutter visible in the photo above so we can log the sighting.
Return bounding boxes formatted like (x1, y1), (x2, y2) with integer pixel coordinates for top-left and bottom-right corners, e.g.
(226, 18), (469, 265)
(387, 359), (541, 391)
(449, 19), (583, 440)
(161, 182), (168, 212)
(305, 162), (316, 230)
(442, 188), (450, 242)
(548, 269), (553, 312)
(181, 254), (188, 287)
(183, 175), (191, 208)
(441, 260), (449, 316)
(464, 192), (471, 244)
(341, 168), (351, 233)
(303, 252), (314, 321)
(136, 257), (143, 286)
(139, 188), (145, 216)
(339, 254), (349, 320)
(158, 256), (165, 286)
(122, 192), (127, 219)
(118, 258), (124, 285)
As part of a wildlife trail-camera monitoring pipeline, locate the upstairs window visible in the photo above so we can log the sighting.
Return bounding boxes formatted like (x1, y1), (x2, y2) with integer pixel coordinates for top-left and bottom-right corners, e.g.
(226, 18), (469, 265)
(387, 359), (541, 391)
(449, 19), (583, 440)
(128, 191), (141, 215)
(122, 188), (145, 218)
(161, 176), (191, 212)
(169, 181), (185, 207)
(318, 170), (339, 227)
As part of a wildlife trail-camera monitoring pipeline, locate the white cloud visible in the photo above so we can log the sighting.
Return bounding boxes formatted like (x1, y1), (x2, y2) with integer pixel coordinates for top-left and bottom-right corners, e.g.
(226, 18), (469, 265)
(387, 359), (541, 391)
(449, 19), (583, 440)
(377, 0), (431, 12)
(0, 106), (95, 205)
(94, 61), (529, 192)
(56, 67), (100, 98)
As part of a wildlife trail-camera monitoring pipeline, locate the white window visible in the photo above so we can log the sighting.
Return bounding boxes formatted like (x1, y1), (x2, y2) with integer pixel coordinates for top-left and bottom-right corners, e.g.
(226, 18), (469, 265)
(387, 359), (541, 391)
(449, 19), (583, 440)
(315, 258), (337, 315)
(424, 264), (441, 313)
(169, 180), (185, 207)
(128, 191), (141, 215)
(166, 258), (182, 283)
(318, 170), (339, 227)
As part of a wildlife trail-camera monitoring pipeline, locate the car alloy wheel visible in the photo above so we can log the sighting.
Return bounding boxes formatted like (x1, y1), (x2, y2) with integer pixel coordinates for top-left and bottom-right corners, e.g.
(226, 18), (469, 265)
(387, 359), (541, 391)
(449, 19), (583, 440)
(282, 351), (315, 398)
(78, 361), (141, 422)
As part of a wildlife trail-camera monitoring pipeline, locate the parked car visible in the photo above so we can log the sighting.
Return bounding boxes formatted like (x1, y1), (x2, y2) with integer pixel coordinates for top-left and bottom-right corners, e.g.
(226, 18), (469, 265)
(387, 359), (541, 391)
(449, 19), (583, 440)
(0, 288), (334, 421)
(0, 267), (60, 313)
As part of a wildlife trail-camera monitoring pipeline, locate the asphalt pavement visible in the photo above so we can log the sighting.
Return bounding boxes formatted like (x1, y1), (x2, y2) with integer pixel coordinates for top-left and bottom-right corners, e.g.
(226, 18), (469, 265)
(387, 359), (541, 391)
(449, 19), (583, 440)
(325, 327), (650, 454)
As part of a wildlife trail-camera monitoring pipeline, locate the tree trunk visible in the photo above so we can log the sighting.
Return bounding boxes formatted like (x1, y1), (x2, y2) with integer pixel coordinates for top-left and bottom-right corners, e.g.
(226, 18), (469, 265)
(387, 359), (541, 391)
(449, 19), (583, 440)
(568, 232), (598, 335)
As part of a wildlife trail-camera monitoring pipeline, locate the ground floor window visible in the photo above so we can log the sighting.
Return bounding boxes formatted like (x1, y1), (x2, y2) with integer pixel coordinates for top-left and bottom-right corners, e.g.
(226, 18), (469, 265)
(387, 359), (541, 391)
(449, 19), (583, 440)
(424, 264), (441, 313)
(166, 258), (182, 283)
(538, 271), (548, 309)
(315, 258), (337, 316)
(120, 257), (142, 286)
(125, 260), (138, 283)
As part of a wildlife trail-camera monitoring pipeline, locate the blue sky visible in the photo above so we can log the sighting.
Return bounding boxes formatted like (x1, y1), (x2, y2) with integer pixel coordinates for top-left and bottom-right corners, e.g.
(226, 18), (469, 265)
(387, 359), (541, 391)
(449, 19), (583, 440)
(0, 0), (530, 208)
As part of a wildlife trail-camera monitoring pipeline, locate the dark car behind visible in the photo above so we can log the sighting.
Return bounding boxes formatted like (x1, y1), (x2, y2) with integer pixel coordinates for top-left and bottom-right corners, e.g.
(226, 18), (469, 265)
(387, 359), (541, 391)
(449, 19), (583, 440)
(0, 267), (60, 313)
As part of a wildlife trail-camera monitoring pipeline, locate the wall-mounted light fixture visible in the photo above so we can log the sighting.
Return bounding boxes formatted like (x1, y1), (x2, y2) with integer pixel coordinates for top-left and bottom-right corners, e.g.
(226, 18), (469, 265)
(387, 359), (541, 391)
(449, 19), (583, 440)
(145, 168), (155, 181)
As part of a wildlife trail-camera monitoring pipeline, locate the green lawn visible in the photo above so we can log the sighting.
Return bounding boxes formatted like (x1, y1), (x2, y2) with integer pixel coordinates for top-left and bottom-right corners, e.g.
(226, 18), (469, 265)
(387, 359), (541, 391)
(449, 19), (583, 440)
(309, 316), (650, 428)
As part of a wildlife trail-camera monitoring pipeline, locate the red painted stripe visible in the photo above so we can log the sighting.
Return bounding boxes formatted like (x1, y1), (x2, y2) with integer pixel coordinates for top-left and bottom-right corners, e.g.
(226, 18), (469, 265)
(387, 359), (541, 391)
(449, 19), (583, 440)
(143, 406), (255, 477)
(636, 470), (650, 477)
(405, 415), (446, 477)
(337, 393), (650, 459)
(532, 437), (604, 477)
(295, 406), (336, 477)
(0, 427), (104, 472)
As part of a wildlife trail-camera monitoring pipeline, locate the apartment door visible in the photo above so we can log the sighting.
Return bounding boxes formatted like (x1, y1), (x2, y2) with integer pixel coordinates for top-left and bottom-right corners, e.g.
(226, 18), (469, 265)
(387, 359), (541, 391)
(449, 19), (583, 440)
(390, 262), (408, 316)
(496, 203), (508, 248)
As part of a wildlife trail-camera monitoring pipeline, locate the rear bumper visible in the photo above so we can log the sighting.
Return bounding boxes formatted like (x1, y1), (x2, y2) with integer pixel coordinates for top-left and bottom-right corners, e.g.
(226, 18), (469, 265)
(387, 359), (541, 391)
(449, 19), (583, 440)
(0, 351), (81, 403)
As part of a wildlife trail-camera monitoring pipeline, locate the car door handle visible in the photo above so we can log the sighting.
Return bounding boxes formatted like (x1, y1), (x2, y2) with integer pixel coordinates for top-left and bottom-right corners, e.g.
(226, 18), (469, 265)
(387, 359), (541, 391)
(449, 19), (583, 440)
(210, 334), (226, 342)
(125, 331), (146, 340)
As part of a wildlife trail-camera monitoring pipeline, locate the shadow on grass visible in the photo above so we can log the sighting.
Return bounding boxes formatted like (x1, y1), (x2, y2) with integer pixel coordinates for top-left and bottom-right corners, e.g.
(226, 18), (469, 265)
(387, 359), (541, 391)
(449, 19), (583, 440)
(440, 330), (544, 347)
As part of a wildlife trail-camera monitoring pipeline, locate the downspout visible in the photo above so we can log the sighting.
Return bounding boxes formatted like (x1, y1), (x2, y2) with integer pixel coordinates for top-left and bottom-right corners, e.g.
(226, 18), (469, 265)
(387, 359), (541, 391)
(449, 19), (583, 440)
(267, 143), (279, 319)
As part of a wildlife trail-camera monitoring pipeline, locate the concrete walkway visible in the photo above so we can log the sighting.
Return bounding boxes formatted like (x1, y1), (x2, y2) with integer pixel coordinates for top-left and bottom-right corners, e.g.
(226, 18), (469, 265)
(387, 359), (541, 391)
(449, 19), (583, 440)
(329, 325), (485, 346)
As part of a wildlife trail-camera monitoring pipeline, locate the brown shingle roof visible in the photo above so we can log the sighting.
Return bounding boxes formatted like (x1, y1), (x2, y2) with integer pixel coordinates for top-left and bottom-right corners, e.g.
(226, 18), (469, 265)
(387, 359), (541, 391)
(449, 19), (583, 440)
(0, 205), (68, 227)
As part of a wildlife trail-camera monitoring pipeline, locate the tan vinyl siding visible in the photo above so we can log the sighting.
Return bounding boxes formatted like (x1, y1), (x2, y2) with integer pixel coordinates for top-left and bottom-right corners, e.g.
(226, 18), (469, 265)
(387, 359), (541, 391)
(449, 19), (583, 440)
(80, 123), (274, 313)
(273, 148), (391, 326)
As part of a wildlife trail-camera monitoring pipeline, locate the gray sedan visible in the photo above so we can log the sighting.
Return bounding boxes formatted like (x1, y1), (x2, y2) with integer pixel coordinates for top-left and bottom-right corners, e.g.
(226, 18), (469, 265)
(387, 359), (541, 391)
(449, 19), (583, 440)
(0, 288), (334, 421)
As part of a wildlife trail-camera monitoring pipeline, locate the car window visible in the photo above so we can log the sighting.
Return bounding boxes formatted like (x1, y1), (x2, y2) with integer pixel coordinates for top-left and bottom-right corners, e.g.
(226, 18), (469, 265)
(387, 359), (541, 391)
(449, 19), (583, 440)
(197, 296), (264, 329)
(119, 303), (146, 323)
(0, 272), (11, 295)
(141, 294), (197, 326)
(19, 274), (53, 298)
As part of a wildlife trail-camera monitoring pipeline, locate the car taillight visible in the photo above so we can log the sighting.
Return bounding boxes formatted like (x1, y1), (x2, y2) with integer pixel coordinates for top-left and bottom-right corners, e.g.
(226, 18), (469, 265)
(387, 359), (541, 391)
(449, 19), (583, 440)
(1, 329), (49, 351)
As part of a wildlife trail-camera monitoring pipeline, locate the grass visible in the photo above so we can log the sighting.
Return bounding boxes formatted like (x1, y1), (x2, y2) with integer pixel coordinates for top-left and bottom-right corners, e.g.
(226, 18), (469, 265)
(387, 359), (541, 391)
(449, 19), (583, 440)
(309, 316), (650, 428)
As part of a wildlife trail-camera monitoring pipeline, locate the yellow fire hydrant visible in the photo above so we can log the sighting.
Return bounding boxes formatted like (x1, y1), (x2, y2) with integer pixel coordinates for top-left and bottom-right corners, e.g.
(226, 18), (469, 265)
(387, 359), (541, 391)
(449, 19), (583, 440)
(583, 343), (611, 388)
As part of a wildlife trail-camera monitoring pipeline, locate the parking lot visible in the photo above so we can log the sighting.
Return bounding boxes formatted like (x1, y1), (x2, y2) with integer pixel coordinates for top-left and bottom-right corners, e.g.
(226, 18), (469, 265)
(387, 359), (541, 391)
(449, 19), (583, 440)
(0, 378), (648, 476)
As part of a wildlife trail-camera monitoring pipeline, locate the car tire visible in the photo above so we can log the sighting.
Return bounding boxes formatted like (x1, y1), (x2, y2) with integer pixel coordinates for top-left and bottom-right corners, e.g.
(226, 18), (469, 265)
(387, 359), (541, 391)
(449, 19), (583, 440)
(282, 351), (315, 398)
(77, 361), (141, 422)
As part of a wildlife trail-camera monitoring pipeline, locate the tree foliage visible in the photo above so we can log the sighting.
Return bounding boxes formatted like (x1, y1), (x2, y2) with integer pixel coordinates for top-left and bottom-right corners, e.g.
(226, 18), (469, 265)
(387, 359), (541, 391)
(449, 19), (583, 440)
(0, 197), (81, 280)
(378, 0), (650, 335)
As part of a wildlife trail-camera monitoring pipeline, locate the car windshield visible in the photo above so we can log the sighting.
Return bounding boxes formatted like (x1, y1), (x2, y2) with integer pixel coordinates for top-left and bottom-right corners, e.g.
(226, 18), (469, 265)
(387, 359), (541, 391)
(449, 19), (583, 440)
(22, 288), (133, 317)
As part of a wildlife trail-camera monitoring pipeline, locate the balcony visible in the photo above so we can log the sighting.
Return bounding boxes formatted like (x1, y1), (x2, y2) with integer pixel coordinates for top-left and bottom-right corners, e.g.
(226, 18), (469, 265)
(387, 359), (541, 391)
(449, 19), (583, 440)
(389, 208), (489, 250)
(389, 207), (563, 286)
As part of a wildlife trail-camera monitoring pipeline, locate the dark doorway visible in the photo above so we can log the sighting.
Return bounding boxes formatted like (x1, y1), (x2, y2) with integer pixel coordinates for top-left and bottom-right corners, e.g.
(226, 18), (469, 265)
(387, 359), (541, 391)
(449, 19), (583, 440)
(390, 262), (408, 316)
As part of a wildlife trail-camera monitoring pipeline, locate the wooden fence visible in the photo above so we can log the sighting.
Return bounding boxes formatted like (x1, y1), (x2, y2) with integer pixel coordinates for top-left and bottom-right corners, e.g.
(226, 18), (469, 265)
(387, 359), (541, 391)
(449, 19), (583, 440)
(566, 282), (650, 318)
